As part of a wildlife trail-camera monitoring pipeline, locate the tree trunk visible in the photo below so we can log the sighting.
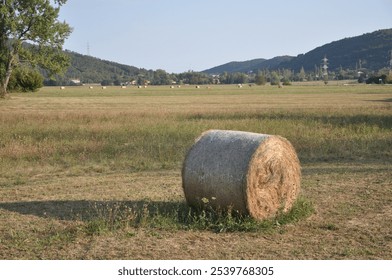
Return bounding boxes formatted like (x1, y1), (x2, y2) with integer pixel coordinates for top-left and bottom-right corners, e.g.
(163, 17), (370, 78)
(4, 64), (13, 90)
(0, 62), (13, 98)
(0, 46), (18, 98)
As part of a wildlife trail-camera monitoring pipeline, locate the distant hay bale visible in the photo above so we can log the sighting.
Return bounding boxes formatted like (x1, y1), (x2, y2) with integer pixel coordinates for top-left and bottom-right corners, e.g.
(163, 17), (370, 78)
(121, 86), (127, 89)
(102, 86), (107, 89)
(182, 130), (301, 220)
(60, 86), (65, 90)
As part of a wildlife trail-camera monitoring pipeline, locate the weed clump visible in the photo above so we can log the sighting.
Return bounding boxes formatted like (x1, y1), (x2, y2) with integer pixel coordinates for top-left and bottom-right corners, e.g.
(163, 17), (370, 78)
(81, 197), (314, 235)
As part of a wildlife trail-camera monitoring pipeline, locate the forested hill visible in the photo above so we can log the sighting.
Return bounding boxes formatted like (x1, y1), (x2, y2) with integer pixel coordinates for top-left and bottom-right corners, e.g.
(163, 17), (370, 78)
(47, 51), (151, 85)
(280, 28), (392, 72)
(203, 28), (392, 74)
(203, 56), (293, 74)
(46, 50), (217, 86)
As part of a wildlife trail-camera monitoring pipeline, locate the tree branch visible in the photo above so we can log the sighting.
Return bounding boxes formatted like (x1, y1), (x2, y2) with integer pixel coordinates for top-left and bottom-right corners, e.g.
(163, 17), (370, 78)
(18, 17), (35, 41)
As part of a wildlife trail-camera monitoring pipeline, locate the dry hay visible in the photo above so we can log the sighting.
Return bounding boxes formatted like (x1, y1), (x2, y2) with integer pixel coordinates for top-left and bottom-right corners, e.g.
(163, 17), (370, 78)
(182, 130), (301, 220)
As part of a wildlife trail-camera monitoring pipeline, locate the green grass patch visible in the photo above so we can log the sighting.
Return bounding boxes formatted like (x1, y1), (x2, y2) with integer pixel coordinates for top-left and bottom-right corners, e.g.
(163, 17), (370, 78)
(81, 197), (314, 235)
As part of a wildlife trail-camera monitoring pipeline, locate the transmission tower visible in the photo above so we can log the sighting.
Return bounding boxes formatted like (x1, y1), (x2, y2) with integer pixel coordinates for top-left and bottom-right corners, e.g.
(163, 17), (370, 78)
(87, 42), (91, 56)
(322, 55), (328, 76)
(321, 55), (328, 84)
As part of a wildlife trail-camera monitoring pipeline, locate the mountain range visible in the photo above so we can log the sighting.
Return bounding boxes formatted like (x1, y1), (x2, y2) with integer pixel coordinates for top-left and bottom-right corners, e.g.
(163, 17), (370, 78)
(202, 28), (392, 74)
(52, 28), (392, 85)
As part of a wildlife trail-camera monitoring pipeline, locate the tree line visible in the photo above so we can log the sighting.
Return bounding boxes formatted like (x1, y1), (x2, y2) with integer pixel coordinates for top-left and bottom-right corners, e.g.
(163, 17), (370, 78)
(45, 61), (392, 87)
(9, 63), (392, 93)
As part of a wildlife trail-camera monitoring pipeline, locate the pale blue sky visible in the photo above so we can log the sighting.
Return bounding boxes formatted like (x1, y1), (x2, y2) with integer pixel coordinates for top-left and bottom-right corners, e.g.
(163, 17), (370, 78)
(59, 0), (392, 73)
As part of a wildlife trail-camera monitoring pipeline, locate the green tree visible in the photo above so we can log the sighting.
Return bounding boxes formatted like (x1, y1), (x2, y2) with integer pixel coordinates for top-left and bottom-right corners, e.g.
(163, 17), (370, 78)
(232, 72), (248, 84)
(282, 69), (293, 83)
(152, 69), (171, 85)
(8, 66), (43, 92)
(0, 0), (72, 97)
(255, 71), (266, 85)
(298, 67), (306, 81)
(270, 71), (281, 86)
(219, 72), (232, 84)
(386, 72), (392, 84)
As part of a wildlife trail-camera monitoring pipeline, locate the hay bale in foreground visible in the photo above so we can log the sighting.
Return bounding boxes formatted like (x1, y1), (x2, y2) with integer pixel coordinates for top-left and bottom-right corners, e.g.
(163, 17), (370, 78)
(182, 130), (301, 220)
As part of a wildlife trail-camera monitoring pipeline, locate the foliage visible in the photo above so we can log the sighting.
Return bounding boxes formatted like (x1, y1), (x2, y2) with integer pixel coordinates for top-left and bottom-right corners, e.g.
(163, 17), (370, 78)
(7, 66), (43, 92)
(269, 71), (281, 85)
(255, 71), (266, 85)
(366, 73), (392, 84)
(298, 67), (306, 81)
(152, 69), (173, 85)
(219, 72), (248, 84)
(0, 0), (71, 96)
(175, 71), (212, 85)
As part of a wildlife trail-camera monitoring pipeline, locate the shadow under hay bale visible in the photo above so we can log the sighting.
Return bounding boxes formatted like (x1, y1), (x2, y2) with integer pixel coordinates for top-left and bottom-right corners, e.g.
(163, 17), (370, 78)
(182, 130), (301, 220)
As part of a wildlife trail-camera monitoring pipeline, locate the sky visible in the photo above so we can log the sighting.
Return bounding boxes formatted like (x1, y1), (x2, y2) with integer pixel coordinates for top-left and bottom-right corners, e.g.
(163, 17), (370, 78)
(59, 0), (392, 73)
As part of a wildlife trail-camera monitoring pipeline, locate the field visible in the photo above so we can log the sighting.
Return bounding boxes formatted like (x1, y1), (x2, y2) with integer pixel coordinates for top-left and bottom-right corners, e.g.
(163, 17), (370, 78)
(0, 84), (391, 259)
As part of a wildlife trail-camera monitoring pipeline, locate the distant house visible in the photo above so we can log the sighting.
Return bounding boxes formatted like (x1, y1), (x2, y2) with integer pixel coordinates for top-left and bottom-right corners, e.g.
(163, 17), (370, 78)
(70, 79), (81, 85)
(212, 75), (220, 84)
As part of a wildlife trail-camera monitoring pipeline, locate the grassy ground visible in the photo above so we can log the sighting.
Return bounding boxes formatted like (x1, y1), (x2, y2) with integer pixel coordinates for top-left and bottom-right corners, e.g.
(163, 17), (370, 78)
(0, 84), (391, 259)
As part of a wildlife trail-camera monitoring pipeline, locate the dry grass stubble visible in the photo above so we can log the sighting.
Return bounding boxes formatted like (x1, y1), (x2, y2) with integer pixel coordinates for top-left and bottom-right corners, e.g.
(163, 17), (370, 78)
(0, 163), (390, 259)
(0, 85), (391, 259)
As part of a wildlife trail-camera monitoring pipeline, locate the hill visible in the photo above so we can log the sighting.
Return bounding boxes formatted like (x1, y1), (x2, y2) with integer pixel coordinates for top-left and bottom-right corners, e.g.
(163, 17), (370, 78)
(203, 28), (392, 74)
(66, 51), (142, 83)
(45, 51), (151, 85)
(280, 28), (392, 72)
(203, 56), (293, 74)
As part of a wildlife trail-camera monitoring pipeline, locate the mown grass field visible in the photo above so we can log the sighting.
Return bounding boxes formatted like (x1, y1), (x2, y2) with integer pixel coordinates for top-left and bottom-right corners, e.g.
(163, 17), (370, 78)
(0, 84), (391, 259)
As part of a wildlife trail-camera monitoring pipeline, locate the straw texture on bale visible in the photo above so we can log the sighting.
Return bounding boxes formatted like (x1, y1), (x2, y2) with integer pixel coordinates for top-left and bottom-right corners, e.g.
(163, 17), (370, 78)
(182, 130), (301, 220)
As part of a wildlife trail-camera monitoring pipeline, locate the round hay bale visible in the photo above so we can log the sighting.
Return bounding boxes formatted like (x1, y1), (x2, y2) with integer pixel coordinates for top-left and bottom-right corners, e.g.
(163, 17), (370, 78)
(182, 130), (301, 220)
